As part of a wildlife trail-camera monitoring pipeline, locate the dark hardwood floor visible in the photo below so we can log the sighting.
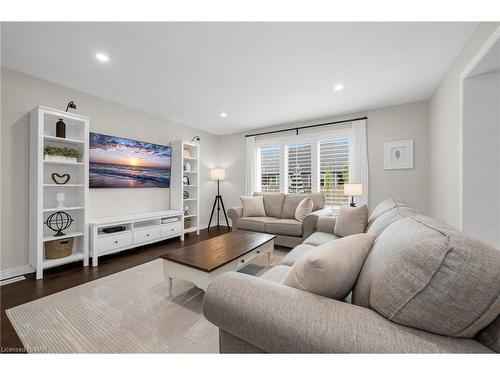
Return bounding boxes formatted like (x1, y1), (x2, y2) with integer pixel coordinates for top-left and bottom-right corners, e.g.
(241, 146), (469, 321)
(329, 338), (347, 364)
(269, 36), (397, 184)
(0, 227), (231, 353)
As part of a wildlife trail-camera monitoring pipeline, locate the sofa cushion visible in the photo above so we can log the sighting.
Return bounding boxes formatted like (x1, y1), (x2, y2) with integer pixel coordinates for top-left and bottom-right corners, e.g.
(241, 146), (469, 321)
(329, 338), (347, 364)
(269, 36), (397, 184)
(353, 214), (500, 338)
(253, 192), (285, 218)
(266, 219), (302, 237)
(281, 244), (316, 266)
(283, 234), (377, 300)
(273, 235), (304, 249)
(366, 206), (416, 236)
(241, 196), (266, 217)
(260, 265), (291, 284)
(334, 205), (369, 237)
(477, 315), (500, 353)
(316, 216), (336, 234)
(282, 193), (325, 219)
(237, 217), (277, 232)
(367, 198), (413, 228)
(303, 232), (339, 246)
(295, 198), (313, 223)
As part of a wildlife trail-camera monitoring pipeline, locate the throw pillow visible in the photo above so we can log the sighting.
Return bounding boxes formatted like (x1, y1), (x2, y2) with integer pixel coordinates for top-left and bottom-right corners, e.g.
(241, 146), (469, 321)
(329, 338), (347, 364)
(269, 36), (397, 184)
(240, 195), (266, 217)
(295, 197), (313, 223)
(334, 205), (369, 237)
(282, 233), (377, 300)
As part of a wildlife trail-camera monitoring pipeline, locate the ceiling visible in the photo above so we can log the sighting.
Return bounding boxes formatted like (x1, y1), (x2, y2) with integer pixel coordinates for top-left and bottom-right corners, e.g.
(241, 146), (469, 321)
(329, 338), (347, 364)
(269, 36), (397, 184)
(1, 22), (476, 135)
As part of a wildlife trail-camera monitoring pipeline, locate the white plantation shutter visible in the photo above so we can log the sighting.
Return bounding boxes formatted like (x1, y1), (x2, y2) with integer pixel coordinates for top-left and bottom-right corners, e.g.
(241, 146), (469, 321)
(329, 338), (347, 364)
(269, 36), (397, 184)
(255, 130), (358, 205)
(259, 145), (281, 192)
(287, 142), (312, 193)
(319, 138), (350, 208)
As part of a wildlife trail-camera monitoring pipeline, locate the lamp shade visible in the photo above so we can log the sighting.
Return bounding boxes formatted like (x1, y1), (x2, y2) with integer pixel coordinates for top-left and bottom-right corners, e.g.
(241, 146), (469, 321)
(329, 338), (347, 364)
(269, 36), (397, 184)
(210, 168), (226, 181)
(344, 183), (363, 197)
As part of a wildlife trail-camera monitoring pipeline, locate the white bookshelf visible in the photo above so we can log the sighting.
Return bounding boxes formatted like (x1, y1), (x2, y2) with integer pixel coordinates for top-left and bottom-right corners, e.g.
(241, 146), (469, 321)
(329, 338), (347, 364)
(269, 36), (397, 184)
(29, 105), (90, 279)
(170, 140), (200, 235)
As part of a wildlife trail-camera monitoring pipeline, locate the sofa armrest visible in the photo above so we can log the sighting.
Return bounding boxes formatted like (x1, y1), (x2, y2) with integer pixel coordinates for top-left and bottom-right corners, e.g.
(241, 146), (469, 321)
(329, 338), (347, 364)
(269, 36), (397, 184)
(203, 272), (491, 353)
(316, 216), (336, 234)
(302, 208), (334, 239)
(227, 206), (243, 227)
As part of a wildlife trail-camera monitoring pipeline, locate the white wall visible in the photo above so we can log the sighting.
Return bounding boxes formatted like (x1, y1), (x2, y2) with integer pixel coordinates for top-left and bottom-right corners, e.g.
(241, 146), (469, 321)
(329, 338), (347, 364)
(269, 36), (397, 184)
(462, 71), (500, 248)
(428, 22), (500, 228)
(1, 68), (219, 273)
(218, 100), (429, 215)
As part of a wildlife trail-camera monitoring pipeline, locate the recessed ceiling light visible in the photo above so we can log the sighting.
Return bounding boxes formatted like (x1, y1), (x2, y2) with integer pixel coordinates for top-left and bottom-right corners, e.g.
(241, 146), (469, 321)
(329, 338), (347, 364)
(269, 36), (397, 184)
(220, 112), (228, 118)
(96, 52), (110, 63)
(334, 83), (344, 91)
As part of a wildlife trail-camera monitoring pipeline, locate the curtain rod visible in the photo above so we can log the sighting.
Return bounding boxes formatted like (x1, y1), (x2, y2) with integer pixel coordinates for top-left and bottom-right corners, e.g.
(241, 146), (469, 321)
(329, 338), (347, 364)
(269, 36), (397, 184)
(244, 116), (368, 138)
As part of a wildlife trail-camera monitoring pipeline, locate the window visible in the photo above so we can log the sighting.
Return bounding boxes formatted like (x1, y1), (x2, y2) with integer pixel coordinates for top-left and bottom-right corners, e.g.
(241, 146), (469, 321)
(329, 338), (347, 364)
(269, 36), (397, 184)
(259, 145), (280, 192)
(287, 142), (312, 193)
(255, 130), (351, 208)
(319, 138), (349, 207)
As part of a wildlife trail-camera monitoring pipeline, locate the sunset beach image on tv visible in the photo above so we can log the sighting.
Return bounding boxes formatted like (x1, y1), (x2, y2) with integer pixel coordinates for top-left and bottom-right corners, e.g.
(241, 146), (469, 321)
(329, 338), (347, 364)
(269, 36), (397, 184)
(89, 132), (171, 188)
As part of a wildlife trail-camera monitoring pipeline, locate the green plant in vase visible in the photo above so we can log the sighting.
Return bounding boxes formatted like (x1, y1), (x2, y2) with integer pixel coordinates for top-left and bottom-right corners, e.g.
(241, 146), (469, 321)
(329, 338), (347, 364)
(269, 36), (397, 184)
(44, 146), (80, 163)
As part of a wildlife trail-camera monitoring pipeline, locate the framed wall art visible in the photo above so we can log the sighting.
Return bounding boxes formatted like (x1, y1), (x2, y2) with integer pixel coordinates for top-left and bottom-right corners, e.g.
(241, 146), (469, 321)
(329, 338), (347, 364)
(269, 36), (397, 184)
(384, 140), (413, 170)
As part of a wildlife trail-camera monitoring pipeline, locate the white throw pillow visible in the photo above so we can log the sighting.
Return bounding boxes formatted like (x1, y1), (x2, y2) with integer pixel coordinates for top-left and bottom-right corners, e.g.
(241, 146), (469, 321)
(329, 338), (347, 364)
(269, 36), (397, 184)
(334, 205), (369, 237)
(295, 197), (313, 223)
(240, 195), (266, 217)
(282, 233), (376, 300)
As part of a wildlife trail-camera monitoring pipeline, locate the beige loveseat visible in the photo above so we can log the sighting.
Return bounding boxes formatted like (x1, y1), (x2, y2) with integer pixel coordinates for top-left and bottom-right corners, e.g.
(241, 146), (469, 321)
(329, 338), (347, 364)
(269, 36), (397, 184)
(227, 192), (332, 248)
(204, 198), (500, 353)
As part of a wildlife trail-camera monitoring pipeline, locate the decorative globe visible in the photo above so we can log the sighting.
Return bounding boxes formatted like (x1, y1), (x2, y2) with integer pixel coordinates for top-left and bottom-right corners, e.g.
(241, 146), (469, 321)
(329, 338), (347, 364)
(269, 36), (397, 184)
(45, 211), (74, 236)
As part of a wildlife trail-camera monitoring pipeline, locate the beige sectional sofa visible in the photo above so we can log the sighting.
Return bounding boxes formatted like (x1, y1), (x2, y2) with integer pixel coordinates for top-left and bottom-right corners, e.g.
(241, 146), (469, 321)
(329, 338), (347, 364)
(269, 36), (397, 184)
(204, 198), (500, 353)
(227, 192), (332, 248)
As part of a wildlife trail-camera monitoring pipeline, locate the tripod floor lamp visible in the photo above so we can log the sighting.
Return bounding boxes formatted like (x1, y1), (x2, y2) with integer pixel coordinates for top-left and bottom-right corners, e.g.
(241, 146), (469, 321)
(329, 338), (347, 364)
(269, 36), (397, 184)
(208, 168), (230, 230)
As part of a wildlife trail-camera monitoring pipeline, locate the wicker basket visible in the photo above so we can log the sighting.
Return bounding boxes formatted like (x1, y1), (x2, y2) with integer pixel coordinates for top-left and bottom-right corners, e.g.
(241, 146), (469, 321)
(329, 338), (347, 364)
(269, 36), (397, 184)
(45, 238), (74, 259)
(184, 217), (192, 229)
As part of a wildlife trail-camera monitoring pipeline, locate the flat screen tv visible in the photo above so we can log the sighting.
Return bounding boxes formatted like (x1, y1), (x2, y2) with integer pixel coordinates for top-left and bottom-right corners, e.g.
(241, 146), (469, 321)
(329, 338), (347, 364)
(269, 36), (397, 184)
(89, 132), (171, 188)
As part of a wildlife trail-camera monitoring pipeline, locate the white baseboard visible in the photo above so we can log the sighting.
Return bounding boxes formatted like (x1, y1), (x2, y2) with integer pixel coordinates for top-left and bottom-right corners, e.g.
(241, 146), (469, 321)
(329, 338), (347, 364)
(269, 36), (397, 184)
(0, 276), (26, 286)
(0, 264), (34, 280)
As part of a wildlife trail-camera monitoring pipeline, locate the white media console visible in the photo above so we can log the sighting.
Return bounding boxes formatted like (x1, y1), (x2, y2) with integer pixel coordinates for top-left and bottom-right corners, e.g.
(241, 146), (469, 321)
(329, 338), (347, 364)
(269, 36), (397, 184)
(89, 210), (184, 266)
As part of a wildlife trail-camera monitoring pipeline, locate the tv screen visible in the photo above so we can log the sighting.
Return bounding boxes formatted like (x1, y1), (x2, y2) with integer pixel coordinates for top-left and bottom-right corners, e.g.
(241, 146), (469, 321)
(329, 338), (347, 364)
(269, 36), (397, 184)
(89, 132), (171, 188)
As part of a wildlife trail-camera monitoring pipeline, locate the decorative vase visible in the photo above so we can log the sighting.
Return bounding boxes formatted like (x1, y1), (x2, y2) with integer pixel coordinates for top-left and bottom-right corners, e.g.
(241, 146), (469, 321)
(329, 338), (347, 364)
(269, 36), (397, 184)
(56, 118), (66, 138)
(56, 192), (65, 209)
(185, 161), (192, 172)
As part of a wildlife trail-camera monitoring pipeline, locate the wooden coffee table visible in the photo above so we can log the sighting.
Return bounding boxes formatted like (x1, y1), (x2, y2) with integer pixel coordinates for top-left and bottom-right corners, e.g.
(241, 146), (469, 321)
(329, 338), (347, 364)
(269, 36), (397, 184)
(159, 231), (275, 298)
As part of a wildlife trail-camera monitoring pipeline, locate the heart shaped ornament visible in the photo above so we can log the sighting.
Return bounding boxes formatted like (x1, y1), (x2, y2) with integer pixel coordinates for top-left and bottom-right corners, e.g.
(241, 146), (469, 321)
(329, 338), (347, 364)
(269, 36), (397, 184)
(51, 173), (71, 185)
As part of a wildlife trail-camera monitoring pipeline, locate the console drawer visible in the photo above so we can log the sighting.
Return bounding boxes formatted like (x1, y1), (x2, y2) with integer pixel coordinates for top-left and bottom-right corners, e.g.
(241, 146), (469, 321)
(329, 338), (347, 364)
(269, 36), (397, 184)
(134, 226), (161, 243)
(161, 221), (182, 237)
(95, 232), (133, 253)
(235, 249), (260, 269)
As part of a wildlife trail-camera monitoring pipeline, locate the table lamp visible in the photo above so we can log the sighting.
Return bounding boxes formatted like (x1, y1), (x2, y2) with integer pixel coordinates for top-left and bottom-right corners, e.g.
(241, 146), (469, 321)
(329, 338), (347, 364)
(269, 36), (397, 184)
(344, 183), (363, 207)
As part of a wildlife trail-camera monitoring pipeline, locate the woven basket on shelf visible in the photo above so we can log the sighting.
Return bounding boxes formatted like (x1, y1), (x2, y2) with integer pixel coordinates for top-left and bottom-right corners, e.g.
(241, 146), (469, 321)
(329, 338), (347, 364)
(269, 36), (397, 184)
(184, 217), (192, 229)
(45, 238), (74, 259)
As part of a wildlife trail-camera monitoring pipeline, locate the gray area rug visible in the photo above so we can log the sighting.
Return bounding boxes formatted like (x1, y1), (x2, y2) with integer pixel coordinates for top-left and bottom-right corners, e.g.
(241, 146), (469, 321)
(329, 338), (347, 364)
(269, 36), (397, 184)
(7, 248), (286, 353)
